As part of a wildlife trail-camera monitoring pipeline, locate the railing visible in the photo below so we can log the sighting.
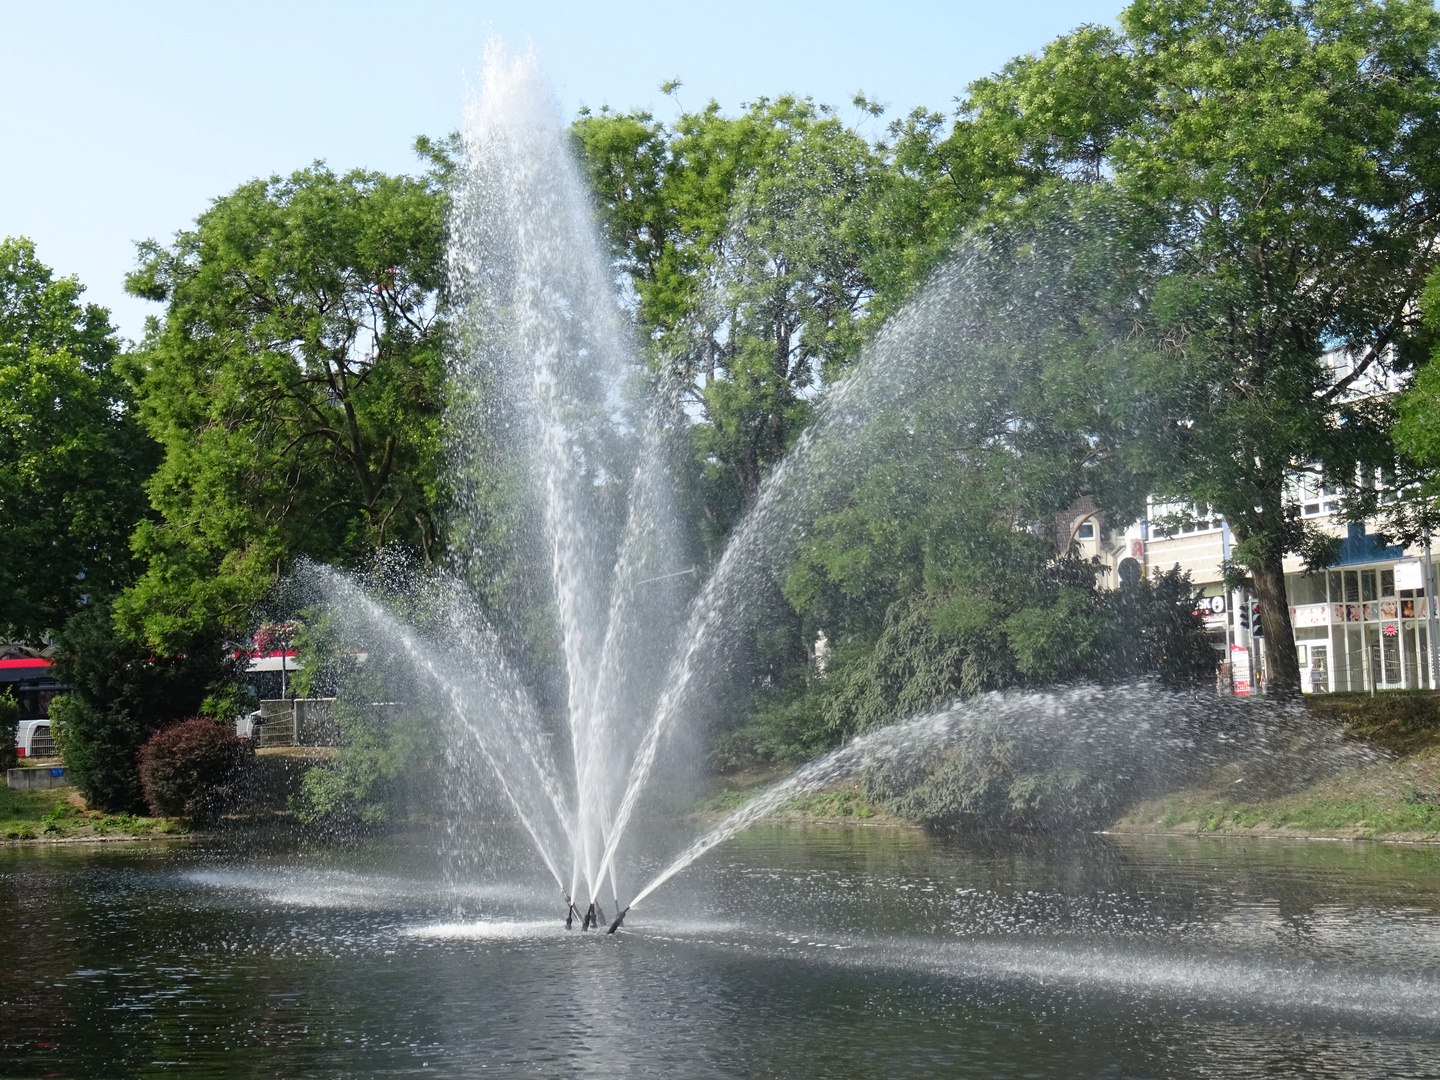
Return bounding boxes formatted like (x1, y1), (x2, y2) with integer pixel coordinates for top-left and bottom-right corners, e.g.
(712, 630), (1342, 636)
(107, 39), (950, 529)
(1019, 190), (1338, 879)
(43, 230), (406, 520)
(255, 699), (339, 748)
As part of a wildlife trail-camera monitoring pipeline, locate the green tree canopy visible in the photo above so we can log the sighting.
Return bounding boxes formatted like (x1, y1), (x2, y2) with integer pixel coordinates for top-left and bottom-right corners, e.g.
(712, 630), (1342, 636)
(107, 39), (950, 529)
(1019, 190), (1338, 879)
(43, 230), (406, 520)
(574, 97), (890, 534)
(118, 163), (448, 650)
(0, 237), (153, 642)
(930, 0), (1440, 697)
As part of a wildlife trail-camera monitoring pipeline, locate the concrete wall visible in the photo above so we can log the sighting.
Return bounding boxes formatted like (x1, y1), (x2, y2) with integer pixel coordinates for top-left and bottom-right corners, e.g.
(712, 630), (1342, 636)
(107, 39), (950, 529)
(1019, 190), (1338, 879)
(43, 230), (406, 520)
(7, 766), (70, 790)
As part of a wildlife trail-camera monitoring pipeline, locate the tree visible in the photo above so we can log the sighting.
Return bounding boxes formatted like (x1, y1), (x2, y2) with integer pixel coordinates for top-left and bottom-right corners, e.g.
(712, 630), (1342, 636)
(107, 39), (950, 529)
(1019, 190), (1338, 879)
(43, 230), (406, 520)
(0, 689), (17, 772)
(729, 216), (1213, 764)
(0, 238), (154, 641)
(944, 0), (1440, 697)
(118, 163), (448, 651)
(1391, 269), (1440, 520)
(575, 98), (890, 535)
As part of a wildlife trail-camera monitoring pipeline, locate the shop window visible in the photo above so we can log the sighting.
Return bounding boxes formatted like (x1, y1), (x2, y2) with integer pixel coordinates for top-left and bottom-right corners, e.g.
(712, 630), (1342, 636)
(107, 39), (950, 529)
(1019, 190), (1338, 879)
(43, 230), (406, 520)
(1287, 574), (1327, 606)
(1331, 570), (1360, 603)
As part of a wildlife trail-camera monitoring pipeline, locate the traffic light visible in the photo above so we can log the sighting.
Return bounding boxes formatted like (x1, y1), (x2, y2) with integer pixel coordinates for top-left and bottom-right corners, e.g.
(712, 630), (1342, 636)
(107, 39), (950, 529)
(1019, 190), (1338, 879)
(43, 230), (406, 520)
(1238, 600), (1263, 636)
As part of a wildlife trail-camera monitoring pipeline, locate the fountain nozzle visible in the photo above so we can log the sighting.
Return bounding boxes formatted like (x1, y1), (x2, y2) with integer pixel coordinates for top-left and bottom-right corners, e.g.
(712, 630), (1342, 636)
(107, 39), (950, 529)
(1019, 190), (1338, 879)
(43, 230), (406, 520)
(582, 902), (596, 931)
(606, 907), (629, 934)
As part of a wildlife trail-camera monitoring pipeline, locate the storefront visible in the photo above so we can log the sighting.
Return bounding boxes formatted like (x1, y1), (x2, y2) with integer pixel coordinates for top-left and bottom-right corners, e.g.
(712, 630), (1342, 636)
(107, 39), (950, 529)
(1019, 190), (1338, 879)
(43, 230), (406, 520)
(1286, 563), (1435, 692)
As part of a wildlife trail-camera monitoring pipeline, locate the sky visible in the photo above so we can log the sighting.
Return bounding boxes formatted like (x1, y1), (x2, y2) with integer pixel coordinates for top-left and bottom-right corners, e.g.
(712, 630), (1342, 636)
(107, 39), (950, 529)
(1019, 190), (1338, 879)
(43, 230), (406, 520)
(2, 0), (1122, 342)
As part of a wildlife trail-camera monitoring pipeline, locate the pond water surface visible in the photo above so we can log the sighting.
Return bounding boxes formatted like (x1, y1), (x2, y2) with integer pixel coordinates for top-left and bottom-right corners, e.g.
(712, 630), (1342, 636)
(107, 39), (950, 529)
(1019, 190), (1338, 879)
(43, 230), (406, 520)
(2, 825), (1439, 1078)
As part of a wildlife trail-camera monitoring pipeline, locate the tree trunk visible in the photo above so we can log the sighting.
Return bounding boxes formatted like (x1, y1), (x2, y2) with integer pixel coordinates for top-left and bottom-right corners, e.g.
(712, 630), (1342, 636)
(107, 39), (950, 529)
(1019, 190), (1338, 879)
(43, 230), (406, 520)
(1250, 550), (1301, 700)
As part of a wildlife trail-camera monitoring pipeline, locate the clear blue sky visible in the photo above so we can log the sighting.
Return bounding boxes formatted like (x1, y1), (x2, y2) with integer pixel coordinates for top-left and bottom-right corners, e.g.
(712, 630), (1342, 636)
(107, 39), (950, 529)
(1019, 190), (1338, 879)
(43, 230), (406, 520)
(2, 0), (1122, 341)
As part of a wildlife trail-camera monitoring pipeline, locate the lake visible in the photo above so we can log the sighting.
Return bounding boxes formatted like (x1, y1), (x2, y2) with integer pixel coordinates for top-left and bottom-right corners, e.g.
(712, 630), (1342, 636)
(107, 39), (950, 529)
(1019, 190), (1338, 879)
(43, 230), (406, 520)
(2, 824), (1438, 1077)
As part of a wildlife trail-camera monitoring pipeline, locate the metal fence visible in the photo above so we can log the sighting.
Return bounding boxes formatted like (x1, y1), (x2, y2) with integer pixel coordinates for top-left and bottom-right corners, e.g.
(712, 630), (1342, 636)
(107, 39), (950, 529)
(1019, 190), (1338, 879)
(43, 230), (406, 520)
(256, 699), (340, 748)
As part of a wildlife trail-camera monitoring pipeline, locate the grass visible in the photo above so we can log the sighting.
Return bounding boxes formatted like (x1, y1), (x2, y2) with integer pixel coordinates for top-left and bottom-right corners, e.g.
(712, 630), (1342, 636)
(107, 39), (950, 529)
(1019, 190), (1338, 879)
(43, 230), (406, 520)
(781, 786), (880, 820)
(1117, 693), (1440, 840)
(0, 785), (183, 841)
(1142, 785), (1440, 839)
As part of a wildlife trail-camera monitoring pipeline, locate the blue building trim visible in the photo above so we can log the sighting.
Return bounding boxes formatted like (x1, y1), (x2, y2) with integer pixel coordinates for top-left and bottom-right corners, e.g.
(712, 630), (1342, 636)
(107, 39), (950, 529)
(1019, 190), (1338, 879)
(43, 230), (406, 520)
(1331, 522), (1405, 567)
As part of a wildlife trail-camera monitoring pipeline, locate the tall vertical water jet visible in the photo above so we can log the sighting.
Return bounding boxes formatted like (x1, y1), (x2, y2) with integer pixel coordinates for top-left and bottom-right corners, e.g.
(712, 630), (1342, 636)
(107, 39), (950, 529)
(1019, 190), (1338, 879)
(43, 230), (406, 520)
(444, 43), (689, 913)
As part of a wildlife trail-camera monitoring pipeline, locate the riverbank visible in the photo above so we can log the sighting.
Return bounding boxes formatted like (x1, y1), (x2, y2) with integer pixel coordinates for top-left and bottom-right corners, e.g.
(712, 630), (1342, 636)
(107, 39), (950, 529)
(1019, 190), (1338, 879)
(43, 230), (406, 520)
(0, 785), (183, 843)
(1114, 693), (1440, 843)
(703, 694), (1440, 842)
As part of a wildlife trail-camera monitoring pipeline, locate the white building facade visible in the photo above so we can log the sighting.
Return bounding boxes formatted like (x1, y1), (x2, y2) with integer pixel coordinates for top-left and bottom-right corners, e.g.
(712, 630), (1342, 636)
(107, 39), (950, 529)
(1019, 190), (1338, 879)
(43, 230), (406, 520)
(1064, 495), (1438, 695)
(1061, 346), (1437, 696)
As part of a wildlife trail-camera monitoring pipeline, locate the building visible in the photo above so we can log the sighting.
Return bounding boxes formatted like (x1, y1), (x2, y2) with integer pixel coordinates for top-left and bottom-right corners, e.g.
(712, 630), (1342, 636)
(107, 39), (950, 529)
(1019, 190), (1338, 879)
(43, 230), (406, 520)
(1063, 492), (1437, 696)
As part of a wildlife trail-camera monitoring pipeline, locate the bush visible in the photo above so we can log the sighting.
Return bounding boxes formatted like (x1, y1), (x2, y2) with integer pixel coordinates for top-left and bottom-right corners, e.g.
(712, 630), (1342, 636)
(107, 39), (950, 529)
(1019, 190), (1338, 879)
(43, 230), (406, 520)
(138, 718), (247, 822)
(859, 686), (1364, 831)
(287, 624), (439, 832)
(51, 606), (238, 813)
(1304, 692), (1440, 756)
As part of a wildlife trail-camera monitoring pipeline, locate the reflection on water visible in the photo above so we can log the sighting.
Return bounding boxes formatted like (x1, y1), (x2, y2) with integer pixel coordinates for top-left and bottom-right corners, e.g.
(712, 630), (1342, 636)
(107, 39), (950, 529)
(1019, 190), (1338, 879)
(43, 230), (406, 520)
(2, 826), (1439, 1078)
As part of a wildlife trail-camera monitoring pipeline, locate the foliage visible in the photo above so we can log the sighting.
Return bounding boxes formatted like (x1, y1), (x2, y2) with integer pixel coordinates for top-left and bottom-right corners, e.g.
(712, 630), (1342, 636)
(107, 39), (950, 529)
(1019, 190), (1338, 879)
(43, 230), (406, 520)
(0, 688), (16, 771)
(575, 97), (891, 534)
(49, 605), (239, 814)
(117, 163), (448, 651)
(0, 238), (154, 641)
(289, 618), (436, 830)
(1391, 268), (1440, 529)
(741, 563), (1215, 768)
(138, 717), (247, 822)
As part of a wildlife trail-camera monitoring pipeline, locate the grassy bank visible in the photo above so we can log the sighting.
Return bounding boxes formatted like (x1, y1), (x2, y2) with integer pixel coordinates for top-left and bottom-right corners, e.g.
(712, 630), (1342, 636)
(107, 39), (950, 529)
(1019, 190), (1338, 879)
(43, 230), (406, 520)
(1115, 693), (1440, 842)
(700, 769), (902, 824)
(0, 785), (183, 842)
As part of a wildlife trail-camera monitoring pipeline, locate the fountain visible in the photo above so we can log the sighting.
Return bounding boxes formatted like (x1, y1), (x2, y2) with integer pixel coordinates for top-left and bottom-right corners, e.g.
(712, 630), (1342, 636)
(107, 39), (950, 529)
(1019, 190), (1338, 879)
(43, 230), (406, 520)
(298, 44), (971, 926)
(289, 45), (1378, 933)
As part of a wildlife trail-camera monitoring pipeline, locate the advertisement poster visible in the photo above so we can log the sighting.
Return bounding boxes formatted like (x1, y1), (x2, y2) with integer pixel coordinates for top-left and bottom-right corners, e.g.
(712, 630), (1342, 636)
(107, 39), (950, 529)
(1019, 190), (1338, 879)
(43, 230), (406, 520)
(1230, 644), (1252, 696)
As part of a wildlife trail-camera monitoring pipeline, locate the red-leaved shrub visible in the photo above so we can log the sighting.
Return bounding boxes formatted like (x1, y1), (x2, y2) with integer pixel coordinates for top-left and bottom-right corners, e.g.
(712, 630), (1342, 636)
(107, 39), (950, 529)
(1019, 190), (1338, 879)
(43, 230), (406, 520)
(138, 718), (246, 822)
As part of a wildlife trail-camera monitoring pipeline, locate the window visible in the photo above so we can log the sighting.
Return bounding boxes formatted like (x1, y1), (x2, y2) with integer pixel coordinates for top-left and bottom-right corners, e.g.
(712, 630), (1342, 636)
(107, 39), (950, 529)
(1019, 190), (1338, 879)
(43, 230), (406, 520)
(1150, 501), (1223, 538)
(1288, 471), (1342, 518)
(1076, 522), (1095, 540)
